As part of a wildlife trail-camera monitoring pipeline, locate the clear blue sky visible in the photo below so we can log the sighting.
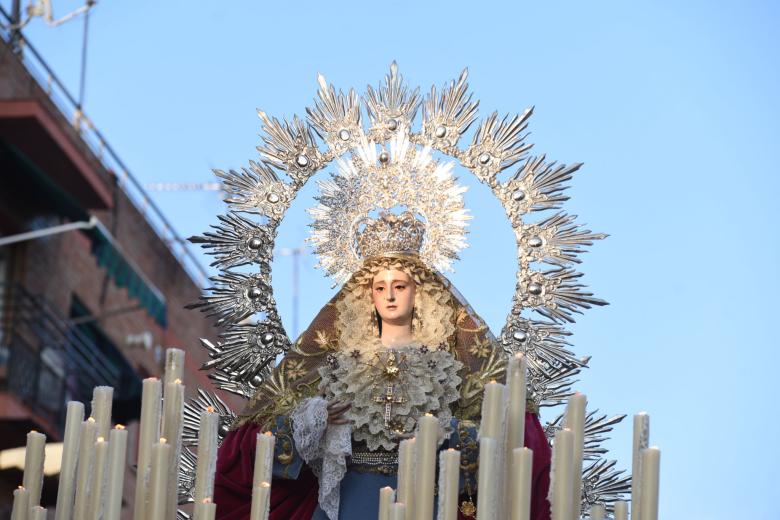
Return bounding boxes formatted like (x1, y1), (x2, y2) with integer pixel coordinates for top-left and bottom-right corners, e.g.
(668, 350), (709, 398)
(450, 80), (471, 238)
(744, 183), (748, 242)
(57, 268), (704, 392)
(16, 1), (780, 518)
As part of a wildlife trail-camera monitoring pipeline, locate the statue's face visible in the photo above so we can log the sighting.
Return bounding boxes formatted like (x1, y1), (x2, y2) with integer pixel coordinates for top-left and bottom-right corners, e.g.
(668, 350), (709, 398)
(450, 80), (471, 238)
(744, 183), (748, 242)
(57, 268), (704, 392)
(371, 269), (416, 325)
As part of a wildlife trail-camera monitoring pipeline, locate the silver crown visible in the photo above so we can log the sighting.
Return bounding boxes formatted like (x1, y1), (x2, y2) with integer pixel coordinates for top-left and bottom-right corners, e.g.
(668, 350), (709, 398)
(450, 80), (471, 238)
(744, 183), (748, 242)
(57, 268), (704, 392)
(355, 212), (425, 259)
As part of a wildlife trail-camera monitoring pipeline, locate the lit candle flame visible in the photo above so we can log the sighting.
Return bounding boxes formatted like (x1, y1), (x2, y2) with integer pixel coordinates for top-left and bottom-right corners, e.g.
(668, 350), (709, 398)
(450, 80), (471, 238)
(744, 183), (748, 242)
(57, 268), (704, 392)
(87, 417), (96, 423)
(160, 437), (168, 444)
(174, 378), (182, 384)
(97, 436), (105, 443)
(207, 406), (215, 413)
(115, 424), (125, 430)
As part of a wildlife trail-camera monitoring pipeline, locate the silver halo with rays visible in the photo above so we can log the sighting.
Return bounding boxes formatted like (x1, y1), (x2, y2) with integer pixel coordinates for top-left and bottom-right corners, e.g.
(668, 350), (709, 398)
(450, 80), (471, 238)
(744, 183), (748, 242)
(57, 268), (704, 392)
(184, 62), (628, 511)
(308, 130), (470, 285)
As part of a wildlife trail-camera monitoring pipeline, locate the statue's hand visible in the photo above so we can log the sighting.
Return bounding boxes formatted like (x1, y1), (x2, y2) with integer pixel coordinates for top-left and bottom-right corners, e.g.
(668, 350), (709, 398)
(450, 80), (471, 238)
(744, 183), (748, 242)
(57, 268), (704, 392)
(326, 399), (351, 425)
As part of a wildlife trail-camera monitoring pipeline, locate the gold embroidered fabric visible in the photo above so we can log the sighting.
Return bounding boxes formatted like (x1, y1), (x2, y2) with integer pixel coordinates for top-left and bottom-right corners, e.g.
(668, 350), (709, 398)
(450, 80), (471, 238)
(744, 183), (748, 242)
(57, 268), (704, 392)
(234, 255), (508, 434)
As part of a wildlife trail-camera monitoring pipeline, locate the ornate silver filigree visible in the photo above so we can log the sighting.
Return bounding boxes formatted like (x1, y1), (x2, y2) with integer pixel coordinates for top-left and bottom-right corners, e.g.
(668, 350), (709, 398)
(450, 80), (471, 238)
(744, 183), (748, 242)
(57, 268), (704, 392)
(199, 319), (289, 382)
(187, 272), (275, 326)
(215, 161), (293, 221)
(365, 62), (420, 143)
(182, 388), (238, 447)
(516, 268), (607, 324)
(581, 458), (632, 514)
(308, 131), (470, 284)
(186, 64), (626, 507)
(256, 112), (325, 187)
(189, 212), (273, 271)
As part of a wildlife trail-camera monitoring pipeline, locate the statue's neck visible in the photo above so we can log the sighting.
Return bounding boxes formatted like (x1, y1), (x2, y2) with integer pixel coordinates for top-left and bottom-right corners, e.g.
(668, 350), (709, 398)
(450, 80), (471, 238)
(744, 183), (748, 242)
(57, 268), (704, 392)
(380, 321), (413, 348)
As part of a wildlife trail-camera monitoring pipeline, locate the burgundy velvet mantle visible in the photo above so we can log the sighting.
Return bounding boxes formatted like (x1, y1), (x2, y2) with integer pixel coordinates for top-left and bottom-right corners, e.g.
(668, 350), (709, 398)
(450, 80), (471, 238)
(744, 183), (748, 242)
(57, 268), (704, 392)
(213, 411), (551, 520)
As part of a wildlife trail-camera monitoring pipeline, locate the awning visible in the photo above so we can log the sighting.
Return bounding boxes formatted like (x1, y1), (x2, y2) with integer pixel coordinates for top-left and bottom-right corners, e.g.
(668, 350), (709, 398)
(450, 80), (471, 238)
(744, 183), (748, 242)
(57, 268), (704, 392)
(0, 140), (167, 326)
(85, 220), (167, 327)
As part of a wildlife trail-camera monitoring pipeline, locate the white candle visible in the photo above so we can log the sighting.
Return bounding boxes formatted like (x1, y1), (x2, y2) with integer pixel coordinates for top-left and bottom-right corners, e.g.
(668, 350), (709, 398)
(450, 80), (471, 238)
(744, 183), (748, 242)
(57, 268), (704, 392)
(91, 386), (114, 440)
(194, 407), (220, 504)
(396, 438), (416, 516)
(133, 377), (162, 520)
(10, 486), (30, 520)
(30, 506), (46, 520)
(437, 449), (460, 520)
(639, 447), (661, 520)
(476, 437), (497, 520)
(162, 379), (185, 519)
(631, 413), (649, 520)
(510, 447), (533, 520)
(378, 486), (395, 520)
(194, 497), (217, 520)
(105, 425), (128, 520)
(506, 354), (527, 451)
(87, 436), (109, 520)
(389, 502), (406, 520)
(479, 380), (506, 440)
(506, 355), (527, 520)
(613, 500), (628, 520)
(148, 438), (171, 520)
(250, 482), (271, 520)
(589, 504), (605, 520)
(22, 430), (46, 508)
(252, 432), (276, 488)
(164, 348), (186, 385)
(414, 414), (438, 520)
(73, 417), (97, 520)
(551, 428), (574, 520)
(55, 401), (83, 520)
(565, 393), (586, 520)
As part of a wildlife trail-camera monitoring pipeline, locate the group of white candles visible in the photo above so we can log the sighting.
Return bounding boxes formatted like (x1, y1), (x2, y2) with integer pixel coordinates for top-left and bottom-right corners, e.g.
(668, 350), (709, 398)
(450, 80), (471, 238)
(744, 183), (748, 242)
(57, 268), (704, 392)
(10, 348), (222, 520)
(374, 352), (662, 520)
(10, 348), (660, 520)
(375, 353), (534, 520)
(10, 386), (128, 520)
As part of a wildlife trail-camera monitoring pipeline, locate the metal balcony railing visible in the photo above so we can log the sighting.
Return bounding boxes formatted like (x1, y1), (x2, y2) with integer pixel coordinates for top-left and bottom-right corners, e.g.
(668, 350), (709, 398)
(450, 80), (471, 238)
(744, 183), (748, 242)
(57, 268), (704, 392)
(0, 283), (121, 434)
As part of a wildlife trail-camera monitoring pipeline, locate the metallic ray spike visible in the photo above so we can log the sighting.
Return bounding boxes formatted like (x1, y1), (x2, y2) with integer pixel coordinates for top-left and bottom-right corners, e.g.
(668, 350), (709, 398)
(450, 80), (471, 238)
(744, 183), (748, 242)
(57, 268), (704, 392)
(496, 155), (582, 225)
(189, 212), (274, 270)
(308, 131), (470, 284)
(464, 109), (534, 185)
(256, 112), (326, 186)
(306, 76), (362, 157)
(182, 388), (237, 447)
(364, 62), (421, 142)
(200, 319), (289, 375)
(516, 212), (608, 267)
(215, 161), (293, 220)
(420, 68), (479, 152)
(208, 367), (265, 400)
(500, 316), (585, 382)
(186, 272), (276, 326)
(580, 458), (632, 513)
(528, 361), (583, 409)
(545, 409), (627, 461)
(177, 446), (197, 504)
(515, 268), (608, 324)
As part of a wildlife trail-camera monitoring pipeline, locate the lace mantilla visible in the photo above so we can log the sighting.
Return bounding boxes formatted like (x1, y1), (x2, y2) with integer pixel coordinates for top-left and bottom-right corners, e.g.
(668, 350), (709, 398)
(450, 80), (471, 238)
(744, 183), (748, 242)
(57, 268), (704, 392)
(319, 344), (463, 451)
(290, 397), (351, 520)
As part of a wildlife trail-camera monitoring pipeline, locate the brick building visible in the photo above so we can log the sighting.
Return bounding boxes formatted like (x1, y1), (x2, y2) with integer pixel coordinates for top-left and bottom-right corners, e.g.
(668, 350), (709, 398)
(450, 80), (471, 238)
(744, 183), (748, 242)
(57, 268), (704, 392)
(0, 20), (240, 518)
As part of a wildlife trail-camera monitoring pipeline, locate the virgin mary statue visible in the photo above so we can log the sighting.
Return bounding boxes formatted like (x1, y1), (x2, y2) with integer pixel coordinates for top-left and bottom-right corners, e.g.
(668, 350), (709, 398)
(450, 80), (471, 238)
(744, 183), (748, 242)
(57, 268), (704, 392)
(213, 211), (552, 520)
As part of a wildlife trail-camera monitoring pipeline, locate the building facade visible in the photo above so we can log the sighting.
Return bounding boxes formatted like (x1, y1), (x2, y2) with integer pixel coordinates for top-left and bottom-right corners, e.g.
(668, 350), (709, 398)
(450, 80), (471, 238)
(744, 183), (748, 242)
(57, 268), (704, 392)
(0, 23), (239, 518)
